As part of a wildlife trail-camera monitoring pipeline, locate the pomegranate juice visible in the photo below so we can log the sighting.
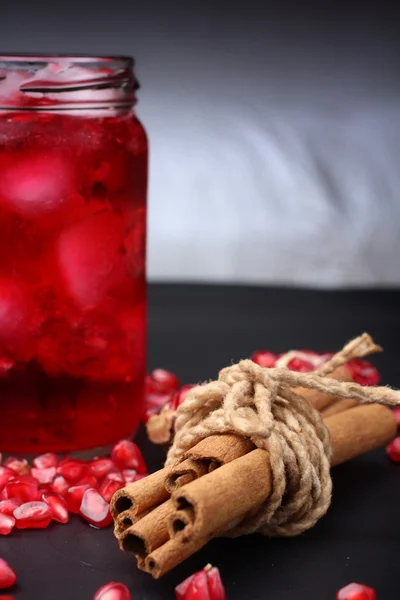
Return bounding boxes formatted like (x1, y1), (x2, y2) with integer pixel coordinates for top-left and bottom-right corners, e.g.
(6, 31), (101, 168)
(0, 57), (148, 453)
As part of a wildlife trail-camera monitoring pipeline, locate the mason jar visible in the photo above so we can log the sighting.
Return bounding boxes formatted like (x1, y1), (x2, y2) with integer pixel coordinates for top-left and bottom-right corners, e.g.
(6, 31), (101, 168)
(0, 55), (148, 454)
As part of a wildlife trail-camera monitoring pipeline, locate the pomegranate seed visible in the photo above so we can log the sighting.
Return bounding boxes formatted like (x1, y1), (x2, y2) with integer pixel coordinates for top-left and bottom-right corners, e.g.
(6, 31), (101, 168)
(31, 467), (56, 485)
(0, 557), (16, 589)
(57, 460), (86, 483)
(251, 350), (277, 368)
(122, 469), (137, 483)
(287, 357), (314, 372)
(111, 440), (147, 473)
(4, 457), (30, 476)
(6, 475), (38, 502)
(99, 478), (124, 503)
(80, 488), (112, 528)
(148, 368), (180, 393)
(0, 467), (15, 492)
(77, 474), (98, 489)
(145, 391), (174, 411)
(88, 458), (115, 480)
(346, 359), (380, 387)
(176, 565), (226, 600)
(105, 469), (124, 483)
(0, 513), (15, 535)
(13, 501), (52, 529)
(336, 582), (376, 600)
(93, 581), (131, 600)
(143, 406), (161, 422)
(33, 452), (58, 469)
(170, 385), (196, 411)
(386, 437), (400, 462)
(66, 484), (90, 514)
(51, 475), (70, 497)
(393, 407), (400, 427)
(42, 492), (69, 524)
(0, 498), (22, 515)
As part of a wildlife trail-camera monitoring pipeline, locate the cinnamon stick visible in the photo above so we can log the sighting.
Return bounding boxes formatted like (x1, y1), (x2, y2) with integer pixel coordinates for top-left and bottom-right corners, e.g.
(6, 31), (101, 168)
(297, 366), (352, 411)
(110, 467), (170, 520)
(321, 397), (358, 418)
(169, 404), (396, 545)
(142, 536), (207, 579)
(165, 458), (210, 493)
(119, 500), (174, 558)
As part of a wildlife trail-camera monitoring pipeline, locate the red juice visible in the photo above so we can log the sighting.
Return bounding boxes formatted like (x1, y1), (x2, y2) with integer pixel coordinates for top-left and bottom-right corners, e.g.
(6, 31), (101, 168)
(0, 56), (147, 453)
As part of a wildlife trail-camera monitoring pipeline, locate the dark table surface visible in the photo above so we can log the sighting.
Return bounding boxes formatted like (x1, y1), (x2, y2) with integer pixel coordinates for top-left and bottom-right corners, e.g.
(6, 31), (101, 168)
(3, 284), (400, 600)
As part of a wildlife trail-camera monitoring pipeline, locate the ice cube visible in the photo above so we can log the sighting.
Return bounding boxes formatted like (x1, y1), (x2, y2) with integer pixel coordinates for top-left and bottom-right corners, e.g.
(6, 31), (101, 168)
(56, 212), (127, 310)
(0, 151), (76, 220)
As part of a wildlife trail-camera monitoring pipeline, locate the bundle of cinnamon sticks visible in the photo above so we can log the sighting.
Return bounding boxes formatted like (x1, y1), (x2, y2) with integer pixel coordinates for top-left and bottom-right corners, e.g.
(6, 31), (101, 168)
(110, 335), (398, 578)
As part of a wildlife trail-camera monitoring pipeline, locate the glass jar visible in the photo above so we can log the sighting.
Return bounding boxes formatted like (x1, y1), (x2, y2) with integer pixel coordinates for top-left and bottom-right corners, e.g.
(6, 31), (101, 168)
(0, 55), (147, 454)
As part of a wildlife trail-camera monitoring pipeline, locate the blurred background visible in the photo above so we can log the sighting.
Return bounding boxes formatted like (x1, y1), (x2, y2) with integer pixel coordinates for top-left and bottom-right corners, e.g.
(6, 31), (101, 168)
(3, 0), (399, 288)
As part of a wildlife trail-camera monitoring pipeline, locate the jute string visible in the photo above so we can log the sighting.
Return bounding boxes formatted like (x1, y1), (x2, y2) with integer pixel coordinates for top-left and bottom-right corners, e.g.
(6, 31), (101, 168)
(165, 334), (400, 537)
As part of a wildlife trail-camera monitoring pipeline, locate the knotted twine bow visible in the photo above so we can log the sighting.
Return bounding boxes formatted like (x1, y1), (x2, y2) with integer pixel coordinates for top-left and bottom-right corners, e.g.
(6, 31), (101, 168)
(165, 334), (400, 538)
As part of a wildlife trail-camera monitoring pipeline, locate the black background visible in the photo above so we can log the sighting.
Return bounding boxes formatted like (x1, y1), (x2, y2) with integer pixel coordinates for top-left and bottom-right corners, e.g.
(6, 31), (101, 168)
(2, 284), (400, 599)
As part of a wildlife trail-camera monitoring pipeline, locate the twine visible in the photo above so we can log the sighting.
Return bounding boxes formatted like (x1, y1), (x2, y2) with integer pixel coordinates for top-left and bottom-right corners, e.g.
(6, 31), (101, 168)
(165, 334), (399, 537)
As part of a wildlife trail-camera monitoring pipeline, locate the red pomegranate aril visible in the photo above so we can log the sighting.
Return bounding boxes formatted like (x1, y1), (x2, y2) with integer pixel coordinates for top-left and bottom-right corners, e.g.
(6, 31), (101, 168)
(0, 467), (15, 492)
(0, 489), (7, 501)
(0, 513), (15, 535)
(148, 368), (180, 393)
(80, 488), (112, 528)
(88, 458), (115, 480)
(0, 557), (16, 589)
(287, 357), (314, 372)
(31, 467), (56, 485)
(386, 436), (400, 462)
(77, 474), (98, 489)
(99, 478), (124, 504)
(57, 460), (86, 483)
(122, 469), (137, 483)
(51, 475), (70, 497)
(111, 440), (147, 473)
(13, 501), (52, 529)
(93, 581), (131, 600)
(105, 469), (124, 483)
(6, 475), (38, 502)
(336, 582), (376, 600)
(0, 498), (22, 515)
(251, 350), (277, 368)
(42, 492), (69, 524)
(175, 565), (226, 600)
(66, 484), (90, 514)
(3, 457), (30, 476)
(33, 452), (58, 469)
(393, 407), (400, 427)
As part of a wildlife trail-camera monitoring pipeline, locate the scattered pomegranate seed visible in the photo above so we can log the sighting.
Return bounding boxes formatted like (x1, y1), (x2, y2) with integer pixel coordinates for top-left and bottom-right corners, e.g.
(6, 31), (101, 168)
(336, 582), (376, 600)
(77, 474), (98, 489)
(93, 581), (131, 600)
(147, 368), (180, 393)
(0, 557), (16, 589)
(13, 501), (52, 529)
(66, 484), (90, 514)
(31, 467), (56, 485)
(80, 488), (112, 528)
(386, 437), (400, 462)
(0, 513), (15, 535)
(122, 469), (137, 483)
(3, 457), (30, 476)
(287, 357), (314, 372)
(111, 440), (147, 473)
(6, 475), (38, 502)
(99, 478), (124, 504)
(57, 460), (86, 484)
(392, 407), (400, 427)
(88, 458), (115, 480)
(51, 475), (70, 497)
(0, 467), (15, 492)
(346, 359), (380, 387)
(33, 452), (58, 469)
(0, 499), (22, 515)
(175, 565), (226, 600)
(42, 492), (69, 524)
(251, 350), (277, 368)
(105, 469), (124, 483)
